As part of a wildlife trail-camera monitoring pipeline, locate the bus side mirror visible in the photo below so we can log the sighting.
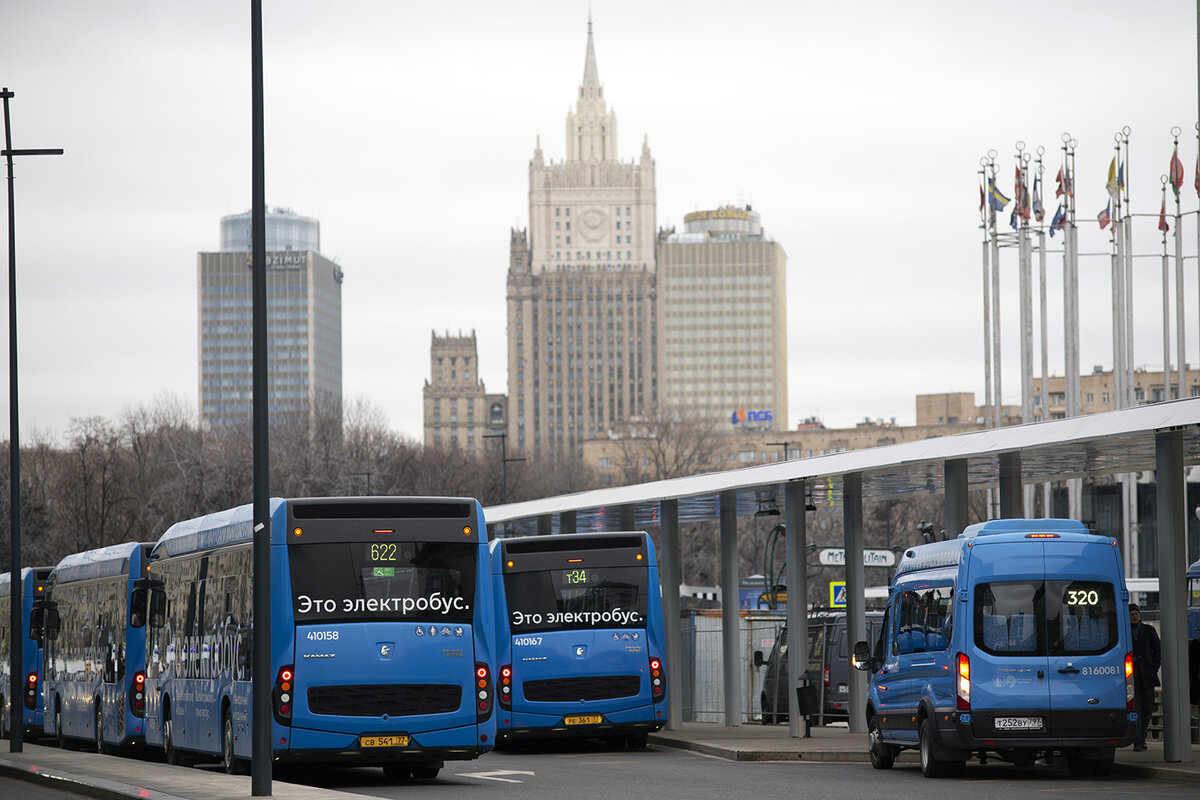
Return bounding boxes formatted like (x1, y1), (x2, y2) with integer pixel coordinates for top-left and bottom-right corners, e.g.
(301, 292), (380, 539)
(44, 605), (60, 642)
(129, 588), (148, 628)
(851, 640), (871, 671)
(753, 650), (765, 668)
(149, 588), (166, 629)
(29, 604), (44, 640)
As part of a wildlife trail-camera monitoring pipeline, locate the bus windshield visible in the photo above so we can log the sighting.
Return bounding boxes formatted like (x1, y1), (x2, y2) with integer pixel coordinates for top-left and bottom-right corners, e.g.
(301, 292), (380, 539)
(289, 540), (476, 625)
(503, 566), (647, 633)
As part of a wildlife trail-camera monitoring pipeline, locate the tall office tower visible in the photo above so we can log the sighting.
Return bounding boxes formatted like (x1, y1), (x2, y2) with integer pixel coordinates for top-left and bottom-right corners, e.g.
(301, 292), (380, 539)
(198, 207), (344, 430)
(424, 330), (507, 452)
(507, 19), (658, 460)
(658, 205), (788, 432)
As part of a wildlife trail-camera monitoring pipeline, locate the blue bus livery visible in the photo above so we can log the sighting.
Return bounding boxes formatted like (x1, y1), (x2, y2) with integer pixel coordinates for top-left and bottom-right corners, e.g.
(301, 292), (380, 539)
(853, 518), (1133, 778)
(491, 531), (667, 748)
(43, 542), (155, 752)
(1, 567), (52, 738)
(143, 496), (496, 781)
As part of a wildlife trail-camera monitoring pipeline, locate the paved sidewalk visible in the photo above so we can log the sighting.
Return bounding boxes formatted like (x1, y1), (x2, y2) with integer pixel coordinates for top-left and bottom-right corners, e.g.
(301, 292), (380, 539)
(0, 724), (1196, 798)
(648, 721), (1200, 781)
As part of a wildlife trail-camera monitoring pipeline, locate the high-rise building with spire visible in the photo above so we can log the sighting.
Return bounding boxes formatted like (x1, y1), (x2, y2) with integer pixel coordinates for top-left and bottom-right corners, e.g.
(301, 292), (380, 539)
(507, 19), (658, 460)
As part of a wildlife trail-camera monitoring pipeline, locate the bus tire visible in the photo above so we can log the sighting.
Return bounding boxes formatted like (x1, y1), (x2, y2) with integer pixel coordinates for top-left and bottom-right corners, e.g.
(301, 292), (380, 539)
(412, 764), (440, 781)
(0, 696), (7, 739)
(94, 703), (109, 755)
(868, 715), (895, 770)
(165, 713), (188, 767)
(55, 703), (71, 751)
(222, 710), (247, 775)
(919, 718), (955, 778)
(382, 763), (411, 783)
(627, 734), (648, 749)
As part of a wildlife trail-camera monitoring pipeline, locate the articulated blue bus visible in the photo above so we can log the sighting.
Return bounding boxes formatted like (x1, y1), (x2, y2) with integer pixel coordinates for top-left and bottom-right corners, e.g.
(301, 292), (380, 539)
(491, 531), (667, 748)
(0, 567), (52, 738)
(43, 542), (155, 752)
(143, 497), (495, 780)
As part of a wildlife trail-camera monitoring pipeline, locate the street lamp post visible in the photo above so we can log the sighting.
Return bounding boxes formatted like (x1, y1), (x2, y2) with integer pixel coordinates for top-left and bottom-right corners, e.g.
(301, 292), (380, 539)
(3, 87), (62, 754)
(483, 432), (524, 505)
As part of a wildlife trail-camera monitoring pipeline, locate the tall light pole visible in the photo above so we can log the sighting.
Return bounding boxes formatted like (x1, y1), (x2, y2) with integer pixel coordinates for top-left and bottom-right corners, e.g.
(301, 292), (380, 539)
(483, 432), (524, 505)
(3, 87), (62, 754)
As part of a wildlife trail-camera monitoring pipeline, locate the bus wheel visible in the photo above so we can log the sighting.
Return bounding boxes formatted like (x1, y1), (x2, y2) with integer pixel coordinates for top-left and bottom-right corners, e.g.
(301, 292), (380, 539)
(94, 704), (108, 755)
(382, 763), (411, 783)
(222, 711), (247, 775)
(627, 734), (648, 750)
(56, 705), (70, 751)
(412, 765), (440, 781)
(0, 696), (7, 739)
(919, 718), (961, 778)
(868, 716), (895, 770)
(165, 715), (188, 767)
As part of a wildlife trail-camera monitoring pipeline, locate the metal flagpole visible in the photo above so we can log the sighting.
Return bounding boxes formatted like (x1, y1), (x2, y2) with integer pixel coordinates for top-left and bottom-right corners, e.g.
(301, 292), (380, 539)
(1120, 127), (1135, 408)
(980, 160), (994, 430)
(1173, 128), (1186, 398)
(990, 151), (1003, 429)
(1036, 150), (1050, 514)
(1162, 176), (1174, 404)
(1062, 134), (1083, 520)
(1017, 146), (1035, 517)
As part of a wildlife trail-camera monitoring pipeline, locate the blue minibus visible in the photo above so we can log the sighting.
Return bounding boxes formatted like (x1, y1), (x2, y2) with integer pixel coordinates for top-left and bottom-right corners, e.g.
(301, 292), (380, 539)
(853, 518), (1134, 778)
(43, 542), (155, 752)
(0, 567), (52, 738)
(491, 531), (666, 748)
(143, 497), (495, 781)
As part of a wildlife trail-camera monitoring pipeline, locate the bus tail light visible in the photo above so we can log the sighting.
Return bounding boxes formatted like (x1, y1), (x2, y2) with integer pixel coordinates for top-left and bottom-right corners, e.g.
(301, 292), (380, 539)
(273, 665), (294, 725)
(823, 664), (830, 688)
(475, 663), (494, 722)
(24, 672), (37, 710)
(650, 657), (665, 703)
(129, 671), (147, 718)
(498, 665), (512, 711)
(956, 652), (970, 710)
(1125, 652), (1134, 710)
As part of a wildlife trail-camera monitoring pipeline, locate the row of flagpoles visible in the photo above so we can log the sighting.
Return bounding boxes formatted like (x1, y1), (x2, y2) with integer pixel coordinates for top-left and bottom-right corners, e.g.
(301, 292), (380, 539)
(977, 126), (1200, 566)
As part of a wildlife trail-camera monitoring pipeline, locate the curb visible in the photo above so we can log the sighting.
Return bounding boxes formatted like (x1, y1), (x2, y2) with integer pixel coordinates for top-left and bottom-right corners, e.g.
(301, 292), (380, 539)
(0, 759), (187, 800)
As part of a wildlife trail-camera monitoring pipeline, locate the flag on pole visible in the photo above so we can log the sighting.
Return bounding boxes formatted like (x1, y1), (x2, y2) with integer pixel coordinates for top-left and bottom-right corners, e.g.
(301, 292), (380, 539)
(987, 177), (1010, 211)
(1049, 203), (1066, 237)
(1195, 154), (1198, 196)
(1159, 194), (1170, 233)
(1097, 203), (1111, 229)
(1014, 166), (1031, 221)
(1062, 165), (1073, 198)
(1169, 146), (1185, 199)
(1105, 157), (1118, 200)
(1055, 167), (1065, 197)
(1117, 162), (1125, 192)
(1032, 174), (1044, 222)
(979, 181), (985, 221)
(1010, 203), (1019, 230)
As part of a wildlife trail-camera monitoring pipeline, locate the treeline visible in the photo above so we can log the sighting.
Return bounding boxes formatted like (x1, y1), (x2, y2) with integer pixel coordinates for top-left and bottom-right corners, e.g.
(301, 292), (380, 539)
(0, 395), (592, 569)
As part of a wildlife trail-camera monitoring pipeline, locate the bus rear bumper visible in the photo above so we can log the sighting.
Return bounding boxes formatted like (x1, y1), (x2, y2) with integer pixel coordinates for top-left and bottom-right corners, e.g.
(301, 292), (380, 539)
(282, 721), (491, 763)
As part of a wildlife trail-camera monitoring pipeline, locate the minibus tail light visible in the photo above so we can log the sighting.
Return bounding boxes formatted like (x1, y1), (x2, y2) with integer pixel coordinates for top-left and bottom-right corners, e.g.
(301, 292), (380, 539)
(475, 662), (494, 722)
(272, 665), (294, 725)
(1125, 652), (1134, 710)
(956, 652), (971, 710)
(650, 657), (666, 703)
(499, 664), (513, 711)
(129, 670), (147, 718)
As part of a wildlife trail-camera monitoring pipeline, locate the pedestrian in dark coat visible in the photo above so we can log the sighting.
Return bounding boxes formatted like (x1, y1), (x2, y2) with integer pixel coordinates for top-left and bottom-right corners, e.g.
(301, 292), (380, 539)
(1129, 603), (1161, 750)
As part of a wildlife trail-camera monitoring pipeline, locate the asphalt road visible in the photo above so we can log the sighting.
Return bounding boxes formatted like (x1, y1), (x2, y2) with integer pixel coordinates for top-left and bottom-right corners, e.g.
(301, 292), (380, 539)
(263, 740), (1192, 800)
(0, 774), (88, 799)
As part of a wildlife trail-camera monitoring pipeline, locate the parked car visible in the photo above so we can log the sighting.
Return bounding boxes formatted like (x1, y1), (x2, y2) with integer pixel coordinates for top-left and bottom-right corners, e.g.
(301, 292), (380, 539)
(755, 611), (883, 725)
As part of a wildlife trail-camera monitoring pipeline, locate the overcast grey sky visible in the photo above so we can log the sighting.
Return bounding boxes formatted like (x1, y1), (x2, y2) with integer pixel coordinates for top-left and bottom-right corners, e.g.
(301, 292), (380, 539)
(3, 1), (1199, 442)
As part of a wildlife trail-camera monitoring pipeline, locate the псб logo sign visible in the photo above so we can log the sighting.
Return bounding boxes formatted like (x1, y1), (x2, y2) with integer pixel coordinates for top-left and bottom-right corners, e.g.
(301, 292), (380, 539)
(731, 409), (773, 425)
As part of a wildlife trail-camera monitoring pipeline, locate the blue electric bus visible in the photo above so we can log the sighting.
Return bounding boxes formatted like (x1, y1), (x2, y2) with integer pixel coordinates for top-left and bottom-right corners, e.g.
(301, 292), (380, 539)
(42, 542), (155, 752)
(0, 566), (52, 739)
(142, 497), (496, 781)
(490, 531), (667, 748)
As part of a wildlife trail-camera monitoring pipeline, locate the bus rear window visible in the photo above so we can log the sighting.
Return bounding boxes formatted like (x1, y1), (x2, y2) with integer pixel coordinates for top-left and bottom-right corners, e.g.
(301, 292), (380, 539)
(503, 566), (647, 633)
(289, 541), (476, 624)
(974, 580), (1117, 656)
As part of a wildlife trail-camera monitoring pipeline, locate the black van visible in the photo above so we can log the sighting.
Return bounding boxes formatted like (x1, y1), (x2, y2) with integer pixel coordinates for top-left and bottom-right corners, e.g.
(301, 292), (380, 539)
(756, 611), (883, 725)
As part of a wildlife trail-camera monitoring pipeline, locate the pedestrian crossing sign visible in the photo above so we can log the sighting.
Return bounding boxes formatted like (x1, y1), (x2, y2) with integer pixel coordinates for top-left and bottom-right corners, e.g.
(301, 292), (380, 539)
(830, 581), (847, 608)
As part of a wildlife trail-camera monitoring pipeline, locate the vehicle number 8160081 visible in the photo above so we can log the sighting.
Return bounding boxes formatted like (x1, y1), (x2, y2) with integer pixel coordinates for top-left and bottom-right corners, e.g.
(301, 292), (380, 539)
(1079, 664), (1117, 676)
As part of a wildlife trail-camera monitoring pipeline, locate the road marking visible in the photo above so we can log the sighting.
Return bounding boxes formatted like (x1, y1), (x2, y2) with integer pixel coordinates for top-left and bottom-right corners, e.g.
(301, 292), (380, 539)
(456, 770), (536, 783)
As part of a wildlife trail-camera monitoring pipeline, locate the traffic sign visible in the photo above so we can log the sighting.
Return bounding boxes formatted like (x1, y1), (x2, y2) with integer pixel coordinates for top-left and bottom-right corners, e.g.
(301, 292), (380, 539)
(817, 548), (896, 567)
(829, 581), (847, 608)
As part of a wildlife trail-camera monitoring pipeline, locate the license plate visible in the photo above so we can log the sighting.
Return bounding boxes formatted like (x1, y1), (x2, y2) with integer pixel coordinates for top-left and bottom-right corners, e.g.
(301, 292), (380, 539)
(564, 714), (602, 725)
(360, 735), (409, 748)
(994, 716), (1042, 731)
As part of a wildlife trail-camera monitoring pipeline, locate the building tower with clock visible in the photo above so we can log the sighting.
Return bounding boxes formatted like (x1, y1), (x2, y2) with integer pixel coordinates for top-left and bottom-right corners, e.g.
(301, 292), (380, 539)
(507, 18), (658, 460)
